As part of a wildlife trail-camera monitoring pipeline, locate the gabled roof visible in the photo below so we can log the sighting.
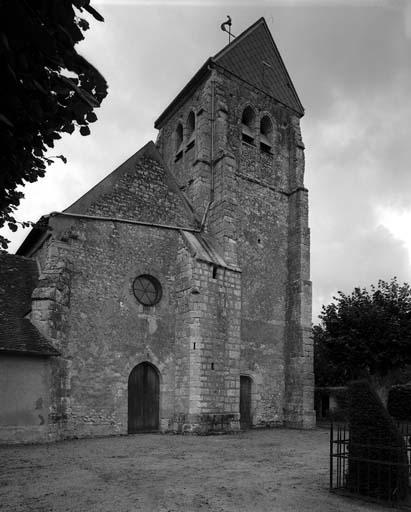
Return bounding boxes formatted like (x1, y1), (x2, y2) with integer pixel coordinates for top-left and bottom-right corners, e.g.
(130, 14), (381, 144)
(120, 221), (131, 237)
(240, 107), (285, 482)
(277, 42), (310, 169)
(0, 253), (60, 356)
(64, 141), (200, 229)
(155, 17), (303, 128)
(213, 18), (304, 116)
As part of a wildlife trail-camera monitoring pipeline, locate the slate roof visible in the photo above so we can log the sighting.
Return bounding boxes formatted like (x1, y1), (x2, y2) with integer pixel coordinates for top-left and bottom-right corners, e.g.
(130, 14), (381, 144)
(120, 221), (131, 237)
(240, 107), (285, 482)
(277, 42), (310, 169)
(180, 231), (240, 272)
(0, 253), (59, 356)
(155, 17), (304, 128)
(213, 18), (304, 116)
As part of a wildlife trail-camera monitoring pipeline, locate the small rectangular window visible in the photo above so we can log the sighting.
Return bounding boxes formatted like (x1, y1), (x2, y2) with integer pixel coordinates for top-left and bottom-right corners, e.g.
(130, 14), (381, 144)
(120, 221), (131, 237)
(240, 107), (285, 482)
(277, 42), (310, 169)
(242, 133), (254, 145)
(260, 142), (272, 154)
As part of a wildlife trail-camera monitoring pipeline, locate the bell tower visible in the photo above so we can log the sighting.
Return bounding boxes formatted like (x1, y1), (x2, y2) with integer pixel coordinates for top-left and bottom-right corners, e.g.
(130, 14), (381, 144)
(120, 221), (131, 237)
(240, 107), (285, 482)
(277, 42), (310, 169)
(155, 17), (314, 428)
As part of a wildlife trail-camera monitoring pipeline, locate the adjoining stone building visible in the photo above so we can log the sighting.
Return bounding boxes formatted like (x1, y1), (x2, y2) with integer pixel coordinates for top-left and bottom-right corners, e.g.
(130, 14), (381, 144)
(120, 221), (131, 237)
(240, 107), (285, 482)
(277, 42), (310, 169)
(0, 18), (314, 442)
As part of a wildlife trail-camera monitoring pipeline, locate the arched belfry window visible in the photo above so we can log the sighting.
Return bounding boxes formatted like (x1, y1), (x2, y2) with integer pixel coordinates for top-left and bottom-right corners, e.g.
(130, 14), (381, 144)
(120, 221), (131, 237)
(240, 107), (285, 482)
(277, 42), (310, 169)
(186, 111), (195, 149)
(175, 122), (183, 160)
(241, 106), (256, 145)
(260, 116), (273, 153)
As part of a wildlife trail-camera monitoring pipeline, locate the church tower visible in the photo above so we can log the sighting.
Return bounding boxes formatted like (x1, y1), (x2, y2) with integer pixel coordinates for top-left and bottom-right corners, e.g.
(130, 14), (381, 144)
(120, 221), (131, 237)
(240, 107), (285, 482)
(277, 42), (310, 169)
(155, 18), (314, 428)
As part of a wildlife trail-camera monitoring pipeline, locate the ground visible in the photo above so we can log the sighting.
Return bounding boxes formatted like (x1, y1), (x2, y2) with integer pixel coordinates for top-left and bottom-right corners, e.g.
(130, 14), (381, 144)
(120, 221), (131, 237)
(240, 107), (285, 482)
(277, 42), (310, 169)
(0, 428), (393, 511)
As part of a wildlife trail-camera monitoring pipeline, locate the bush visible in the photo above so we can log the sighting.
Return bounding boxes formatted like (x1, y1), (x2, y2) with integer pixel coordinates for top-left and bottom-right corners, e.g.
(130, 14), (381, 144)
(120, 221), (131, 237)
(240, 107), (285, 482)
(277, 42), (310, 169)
(347, 380), (408, 502)
(388, 385), (411, 421)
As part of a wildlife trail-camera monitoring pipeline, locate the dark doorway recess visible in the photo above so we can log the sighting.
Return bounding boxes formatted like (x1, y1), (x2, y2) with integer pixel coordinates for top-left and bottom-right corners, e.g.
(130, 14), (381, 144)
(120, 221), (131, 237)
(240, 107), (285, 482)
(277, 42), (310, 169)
(240, 375), (252, 429)
(128, 362), (160, 433)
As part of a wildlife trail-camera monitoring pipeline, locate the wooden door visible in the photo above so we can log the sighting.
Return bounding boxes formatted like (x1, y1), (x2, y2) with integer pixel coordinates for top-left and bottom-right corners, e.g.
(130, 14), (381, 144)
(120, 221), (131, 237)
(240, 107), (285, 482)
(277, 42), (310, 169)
(240, 375), (252, 429)
(128, 363), (159, 433)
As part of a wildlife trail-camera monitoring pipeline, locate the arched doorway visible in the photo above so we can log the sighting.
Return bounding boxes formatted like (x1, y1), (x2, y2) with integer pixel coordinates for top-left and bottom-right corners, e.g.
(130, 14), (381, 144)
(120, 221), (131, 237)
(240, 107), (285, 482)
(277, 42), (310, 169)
(128, 362), (159, 433)
(240, 375), (252, 429)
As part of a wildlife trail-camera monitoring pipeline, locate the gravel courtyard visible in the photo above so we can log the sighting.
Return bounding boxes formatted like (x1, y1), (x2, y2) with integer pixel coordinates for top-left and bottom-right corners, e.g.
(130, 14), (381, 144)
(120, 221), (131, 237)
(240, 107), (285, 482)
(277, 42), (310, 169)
(0, 428), (391, 512)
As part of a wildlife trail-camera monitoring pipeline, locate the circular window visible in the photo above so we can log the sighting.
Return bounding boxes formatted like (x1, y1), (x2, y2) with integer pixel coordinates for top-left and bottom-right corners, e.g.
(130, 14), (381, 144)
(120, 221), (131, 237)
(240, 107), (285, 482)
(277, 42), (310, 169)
(133, 275), (162, 306)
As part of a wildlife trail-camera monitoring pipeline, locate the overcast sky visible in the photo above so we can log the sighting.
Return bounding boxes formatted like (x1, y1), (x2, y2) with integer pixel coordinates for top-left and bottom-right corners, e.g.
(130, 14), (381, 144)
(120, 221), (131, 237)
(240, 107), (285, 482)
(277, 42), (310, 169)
(2, 0), (411, 321)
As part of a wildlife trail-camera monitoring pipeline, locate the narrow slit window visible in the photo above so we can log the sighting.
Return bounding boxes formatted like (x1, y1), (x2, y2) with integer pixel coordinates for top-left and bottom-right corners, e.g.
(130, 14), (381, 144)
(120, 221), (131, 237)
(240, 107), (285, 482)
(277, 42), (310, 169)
(241, 106), (255, 145)
(175, 123), (183, 159)
(212, 265), (218, 279)
(186, 111), (195, 149)
(260, 115), (273, 153)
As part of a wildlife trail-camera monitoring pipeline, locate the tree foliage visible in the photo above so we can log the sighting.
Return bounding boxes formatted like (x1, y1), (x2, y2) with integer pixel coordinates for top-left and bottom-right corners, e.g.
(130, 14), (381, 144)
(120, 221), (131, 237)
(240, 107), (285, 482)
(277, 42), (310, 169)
(0, 0), (108, 248)
(314, 278), (411, 391)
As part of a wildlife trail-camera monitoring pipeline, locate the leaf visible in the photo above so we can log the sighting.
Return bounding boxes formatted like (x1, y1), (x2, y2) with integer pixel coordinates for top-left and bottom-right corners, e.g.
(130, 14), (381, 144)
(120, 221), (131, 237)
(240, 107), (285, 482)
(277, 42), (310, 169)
(80, 125), (90, 136)
(33, 80), (48, 95)
(86, 111), (97, 123)
(56, 155), (67, 164)
(77, 17), (90, 31)
(84, 4), (104, 22)
(0, 32), (10, 52)
(57, 24), (75, 45)
(6, 64), (17, 83)
(60, 76), (99, 107)
(8, 222), (17, 232)
(65, 123), (75, 135)
(0, 113), (14, 128)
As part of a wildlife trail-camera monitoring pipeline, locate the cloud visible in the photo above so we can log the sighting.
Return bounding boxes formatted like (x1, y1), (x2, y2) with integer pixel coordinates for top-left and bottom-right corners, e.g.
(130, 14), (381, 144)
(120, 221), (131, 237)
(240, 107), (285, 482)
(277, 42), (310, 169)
(307, 72), (411, 320)
(3, 3), (411, 327)
(312, 224), (411, 322)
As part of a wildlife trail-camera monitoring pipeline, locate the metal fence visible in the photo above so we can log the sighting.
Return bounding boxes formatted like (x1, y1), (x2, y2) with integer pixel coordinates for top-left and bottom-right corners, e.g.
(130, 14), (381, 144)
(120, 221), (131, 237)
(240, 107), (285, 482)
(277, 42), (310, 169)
(330, 422), (411, 508)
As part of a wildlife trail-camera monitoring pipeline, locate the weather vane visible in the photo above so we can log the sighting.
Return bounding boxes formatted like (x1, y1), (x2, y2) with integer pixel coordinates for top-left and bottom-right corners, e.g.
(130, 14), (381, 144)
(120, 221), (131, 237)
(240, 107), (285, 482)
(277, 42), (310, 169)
(221, 15), (236, 44)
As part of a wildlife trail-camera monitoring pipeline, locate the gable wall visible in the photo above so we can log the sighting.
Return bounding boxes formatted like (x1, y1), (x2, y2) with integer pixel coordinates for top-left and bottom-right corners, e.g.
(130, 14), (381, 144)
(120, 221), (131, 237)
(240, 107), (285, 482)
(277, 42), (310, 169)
(35, 218), (185, 437)
(69, 154), (195, 229)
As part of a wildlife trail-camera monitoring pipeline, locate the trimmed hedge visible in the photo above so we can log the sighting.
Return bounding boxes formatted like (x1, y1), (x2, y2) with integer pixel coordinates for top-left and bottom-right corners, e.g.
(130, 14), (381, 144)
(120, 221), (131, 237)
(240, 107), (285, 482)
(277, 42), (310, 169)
(315, 387), (349, 422)
(348, 380), (408, 502)
(330, 387), (349, 422)
(388, 385), (411, 420)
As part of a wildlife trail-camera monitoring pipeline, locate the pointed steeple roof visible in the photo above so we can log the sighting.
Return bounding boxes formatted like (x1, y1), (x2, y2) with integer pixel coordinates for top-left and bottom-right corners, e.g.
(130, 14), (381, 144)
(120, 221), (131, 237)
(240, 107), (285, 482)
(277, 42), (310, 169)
(213, 18), (303, 116)
(155, 17), (303, 128)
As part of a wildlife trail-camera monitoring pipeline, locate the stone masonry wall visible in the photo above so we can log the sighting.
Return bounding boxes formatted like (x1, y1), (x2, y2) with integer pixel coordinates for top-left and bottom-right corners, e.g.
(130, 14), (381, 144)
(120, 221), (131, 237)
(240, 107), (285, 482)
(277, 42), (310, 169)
(156, 77), (214, 221)
(156, 66), (314, 428)
(214, 70), (313, 427)
(30, 238), (73, 440)
(182, 260), (241, 432)
(41, 217), (182, 438)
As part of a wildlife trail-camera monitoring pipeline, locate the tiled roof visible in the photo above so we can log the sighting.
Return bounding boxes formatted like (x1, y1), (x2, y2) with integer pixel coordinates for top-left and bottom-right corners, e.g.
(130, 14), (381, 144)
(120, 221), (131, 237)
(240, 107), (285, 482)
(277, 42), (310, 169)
(0, 253), (59, 356)
(213, 18), (304, 116)
(0, 318), (59, 356)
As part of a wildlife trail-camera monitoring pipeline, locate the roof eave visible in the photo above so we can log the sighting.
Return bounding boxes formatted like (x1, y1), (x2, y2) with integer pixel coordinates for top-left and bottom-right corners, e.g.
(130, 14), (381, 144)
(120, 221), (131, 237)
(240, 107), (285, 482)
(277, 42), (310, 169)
(0, 348), (60, 357)
(16, 217), (51, 257)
